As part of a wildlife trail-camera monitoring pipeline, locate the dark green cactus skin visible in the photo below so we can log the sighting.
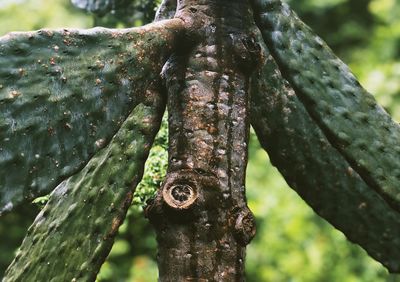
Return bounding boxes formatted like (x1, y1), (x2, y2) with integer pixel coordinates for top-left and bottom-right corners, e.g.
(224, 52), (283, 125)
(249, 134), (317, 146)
(71, 0), (155, 18)
(71, 0), (116, 15)
(251, 0), (400, 212)
(0, 20), (183, 215)
(250, 40), (400, 273)
(154, 0), (177, 22)
(3, 82), (165, 282)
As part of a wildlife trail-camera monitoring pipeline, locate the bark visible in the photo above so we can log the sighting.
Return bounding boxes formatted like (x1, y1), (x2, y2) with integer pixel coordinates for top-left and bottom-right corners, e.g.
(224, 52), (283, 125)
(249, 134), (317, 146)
(251, 0), (400, 212)
(3, 19), (184, 282)
(3, 0), (400, 280)
(250, 36), (400, 273)
(146, 0), (262, 281)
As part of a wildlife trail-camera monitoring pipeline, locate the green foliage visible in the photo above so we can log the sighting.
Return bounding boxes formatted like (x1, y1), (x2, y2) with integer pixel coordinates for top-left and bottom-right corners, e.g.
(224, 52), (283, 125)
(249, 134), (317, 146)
(0, 0), (92, 36)
(286, 0), (400, 121)
(1, 0), (400, 281)
(250, 38), (400, 273)
(132, 113), (168, 206)
(246, 131), (397, 281)
(350, 0), (400, 121)
(95, 114), (167, 281)
(253, 0), (400, 216)
(97, 207), (158, 282)
(31, 195), (50, 209)
(0, 205), (38, 277)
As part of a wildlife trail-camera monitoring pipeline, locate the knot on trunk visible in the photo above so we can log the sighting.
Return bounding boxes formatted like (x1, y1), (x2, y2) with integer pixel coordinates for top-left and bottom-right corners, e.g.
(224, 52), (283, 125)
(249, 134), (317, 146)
(230, 33), (263, 74)
(162, 172), (199, 210)
(232, 206), (256, 246)
(145, 169), (220, 221)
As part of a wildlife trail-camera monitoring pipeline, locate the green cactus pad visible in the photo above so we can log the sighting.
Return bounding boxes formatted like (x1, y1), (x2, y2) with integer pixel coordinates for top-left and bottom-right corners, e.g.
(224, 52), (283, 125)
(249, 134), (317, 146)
(251, 0), (400, 212)
(0, 20), (182, 215)
(251, 41), (400, 273)
(3, 83), (165, 281)
(71, 0), (116, 15)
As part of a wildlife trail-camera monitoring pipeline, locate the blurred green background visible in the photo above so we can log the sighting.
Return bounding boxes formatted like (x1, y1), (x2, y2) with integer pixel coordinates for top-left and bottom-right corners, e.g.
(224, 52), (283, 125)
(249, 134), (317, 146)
(0, 0), (400, 281)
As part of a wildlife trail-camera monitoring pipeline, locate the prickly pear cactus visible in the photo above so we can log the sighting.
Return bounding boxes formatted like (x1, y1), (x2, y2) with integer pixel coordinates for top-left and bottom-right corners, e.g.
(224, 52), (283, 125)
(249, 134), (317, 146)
(3, 83), (165, 281)
(0, 20), (182, 215)
(250, 39), (400, 273)
(251, 0), (400, 212)
(2, 0), (400, 279)
(71, 0), (118, 15)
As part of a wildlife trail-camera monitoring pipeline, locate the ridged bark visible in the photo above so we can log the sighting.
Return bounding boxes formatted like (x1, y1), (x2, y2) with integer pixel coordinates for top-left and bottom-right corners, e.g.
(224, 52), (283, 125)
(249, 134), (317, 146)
(146, 0), (262, 280)
(3, 0), (400, 280)
(250, 37), (400, 273)
(0, 20), (183, 215)
(251, 0), (400, 212)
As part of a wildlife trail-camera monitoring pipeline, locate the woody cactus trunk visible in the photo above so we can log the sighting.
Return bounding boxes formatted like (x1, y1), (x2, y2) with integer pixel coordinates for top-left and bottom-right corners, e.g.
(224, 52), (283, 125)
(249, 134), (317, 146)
(2, 0), (400, 281)
(145, 0), (259, 280)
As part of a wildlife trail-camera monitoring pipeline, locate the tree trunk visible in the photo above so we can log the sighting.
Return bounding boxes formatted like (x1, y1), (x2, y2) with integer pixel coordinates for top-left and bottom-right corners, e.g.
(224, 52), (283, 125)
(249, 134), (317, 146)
(146, 0), (262, 280)
(5, 0), (400, 280)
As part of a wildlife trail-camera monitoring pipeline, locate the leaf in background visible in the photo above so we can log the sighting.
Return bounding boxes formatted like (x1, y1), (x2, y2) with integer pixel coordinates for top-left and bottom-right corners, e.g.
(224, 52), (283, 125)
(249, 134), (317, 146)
(250, 39), (400, 273)
(4, 81), (165, 281)
(0, 19), (183, 215)
(251, 0), (400, 213)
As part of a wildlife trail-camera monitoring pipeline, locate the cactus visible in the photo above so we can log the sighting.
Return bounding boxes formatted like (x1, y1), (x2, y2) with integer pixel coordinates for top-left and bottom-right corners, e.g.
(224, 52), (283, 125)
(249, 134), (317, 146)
(71, 0), (159, 25)
(2, 0), (400, 280)
(250, 38), (400, 272)
(146, 1), (261, 279)
(71, 0), (125, 15)
(1, 18), (185, 281)
(0, 20), (183, 215)
(4, 84), (165, 281)
(71, 0), (158, 15)
(251, 0), (400, 212)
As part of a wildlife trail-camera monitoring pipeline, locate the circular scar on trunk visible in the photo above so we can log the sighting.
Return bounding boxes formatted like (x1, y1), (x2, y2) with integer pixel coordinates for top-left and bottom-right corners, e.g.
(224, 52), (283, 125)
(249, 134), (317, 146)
(162, 172), (199, 210)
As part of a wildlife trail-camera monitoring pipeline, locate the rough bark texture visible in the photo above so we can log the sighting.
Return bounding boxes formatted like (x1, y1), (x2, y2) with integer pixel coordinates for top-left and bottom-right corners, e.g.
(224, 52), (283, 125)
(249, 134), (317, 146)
(250, 37), (400, 273)
(251, 0), (400, 212)
(146, 0), (261, 280)
(0, 20), (182, 215)
(2, 19), (184, 282)
(2, 0), (400, 280)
